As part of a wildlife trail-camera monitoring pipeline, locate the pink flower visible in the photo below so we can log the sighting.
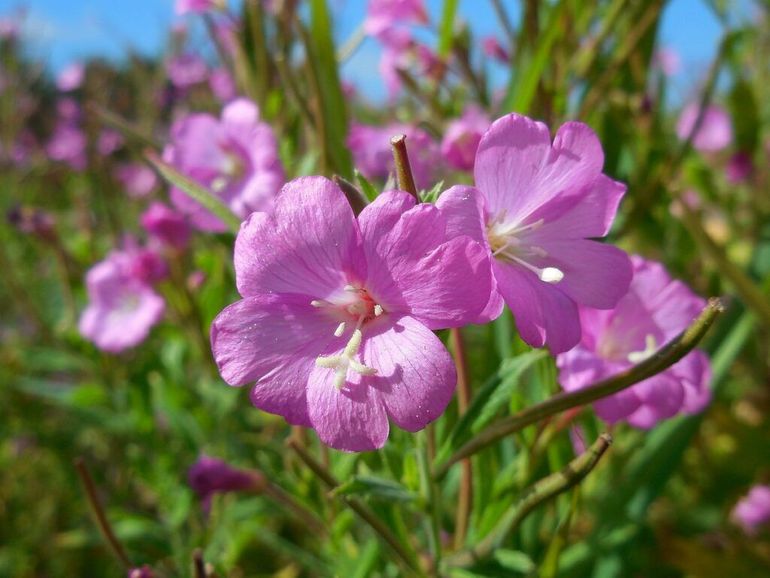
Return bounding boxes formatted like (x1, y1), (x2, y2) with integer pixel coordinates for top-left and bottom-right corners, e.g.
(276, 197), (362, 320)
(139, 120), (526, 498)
(97, 129), (124, 156)
(188, 455), (264, 511)
(436, 114), (632, 353)
(364, 0), (429, 39)
(56, 63), (85, 92)
(348, 122), (440, 191)
(166, 53), (208, 89)
(211, 177), (493, 451)
(128, 566), (154, 578)
(441, 106), (490, 171)
(164, 98), (285, 232)
(79, 245), (166, 352)
(175, 0), (225, 15)
(115, 163), (158, 198)
(653, 47), (680, 76)
(46, 122), (87, 171)
(556, 256), (711, 428)
(141, 202), (191, 251)
(481, 36), (509, 63)
(676, 103), (733, 152)
(726, 151), (753, 184)
(732, 485), (770, 536)
(209, 67), (236, 102)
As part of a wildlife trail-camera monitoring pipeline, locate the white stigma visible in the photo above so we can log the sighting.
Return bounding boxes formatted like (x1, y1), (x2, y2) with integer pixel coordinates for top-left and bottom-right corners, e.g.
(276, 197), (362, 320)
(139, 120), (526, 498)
(316, 329), (377, 389)
(487, 215), (564, 284)
(540, 267), (564, 283)
(627, 334), (658, 364)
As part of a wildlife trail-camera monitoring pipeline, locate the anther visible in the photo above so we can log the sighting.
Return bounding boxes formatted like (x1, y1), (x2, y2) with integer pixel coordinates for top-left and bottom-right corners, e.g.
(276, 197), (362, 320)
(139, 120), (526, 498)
(310, 300), (326, 308)
(334, 322), (346, 337)
(374, 304), (384, 317)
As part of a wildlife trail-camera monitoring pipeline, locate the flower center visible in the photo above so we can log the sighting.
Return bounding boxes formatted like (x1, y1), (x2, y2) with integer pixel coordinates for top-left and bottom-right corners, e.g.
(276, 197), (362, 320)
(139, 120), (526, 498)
(312, 285), (385, 389)
(626, 334), (659, 364)
(486, 211), (564, 283)
(211, 143), (246, 193)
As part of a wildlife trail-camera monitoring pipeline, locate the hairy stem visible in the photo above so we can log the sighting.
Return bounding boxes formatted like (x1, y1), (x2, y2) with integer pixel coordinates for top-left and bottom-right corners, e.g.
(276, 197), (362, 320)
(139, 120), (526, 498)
(434, 298), (723, 479)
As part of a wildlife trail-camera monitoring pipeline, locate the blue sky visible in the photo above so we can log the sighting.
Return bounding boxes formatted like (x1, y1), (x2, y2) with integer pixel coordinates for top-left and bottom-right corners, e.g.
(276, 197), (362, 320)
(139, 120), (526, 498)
(0, 0), (732, 101)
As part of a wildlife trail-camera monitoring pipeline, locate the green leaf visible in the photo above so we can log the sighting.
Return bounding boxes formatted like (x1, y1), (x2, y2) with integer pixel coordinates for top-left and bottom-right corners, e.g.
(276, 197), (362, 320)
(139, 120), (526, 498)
(331, 475), (417, 503)
(307, 0), (353, 176)
(355, 170), (379, 202)
(473, 350), (550, 433)
(727, 80), (759, 152)
(144, 152), (241, 233)
(436, 350), (547, 464)
(494, 549), (536, 573)
(438, 0), (459, 58)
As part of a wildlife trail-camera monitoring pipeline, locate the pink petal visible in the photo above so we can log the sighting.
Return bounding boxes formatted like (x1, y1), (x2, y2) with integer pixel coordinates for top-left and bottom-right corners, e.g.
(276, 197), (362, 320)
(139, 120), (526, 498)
(475, 115), (603, 222)
(527, 174), (626, 238)
(221, 98), (260, 131)
(234, 177), (365, 297)
(396, 236), (496, 328)
(533, 239), (632, 309)
(361, 315), (456, 431)
(210, 294), (337, 387)
(307, 360), (390, 452)
(435, 185), (488, 244)
(669, 350), (712, 414)
(625, 374), (685, 429)
(492, 260), (581, 353)
(593, 386), (642, 424)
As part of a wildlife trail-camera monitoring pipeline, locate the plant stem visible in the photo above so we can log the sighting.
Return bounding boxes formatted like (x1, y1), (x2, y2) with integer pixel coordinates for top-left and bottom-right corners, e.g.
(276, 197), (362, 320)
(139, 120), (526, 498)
(418, 429), (442, 575)
(449, 328), (472, 550)
(192, 548), (206, 578)
(263, 482), (328, 536)
(286, 437), (424, 576)
(434, 298), (723, 479)
(74, 457), (132, 569)
(444, 433), (613, 568)
(390, 135), (419, 200)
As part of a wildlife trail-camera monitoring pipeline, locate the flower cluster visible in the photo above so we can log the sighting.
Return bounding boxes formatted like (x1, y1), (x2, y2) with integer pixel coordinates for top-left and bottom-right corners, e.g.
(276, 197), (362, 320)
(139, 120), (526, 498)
(211, 112), (712, 450)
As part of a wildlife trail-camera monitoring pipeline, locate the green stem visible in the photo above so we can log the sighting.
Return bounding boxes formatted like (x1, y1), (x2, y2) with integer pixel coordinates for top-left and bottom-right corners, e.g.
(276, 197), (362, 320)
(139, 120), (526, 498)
(418, 429), (442, 575)
(433, 298), (723, 479)
(287, 438), (424, 576)
(444, 433), (613, 568)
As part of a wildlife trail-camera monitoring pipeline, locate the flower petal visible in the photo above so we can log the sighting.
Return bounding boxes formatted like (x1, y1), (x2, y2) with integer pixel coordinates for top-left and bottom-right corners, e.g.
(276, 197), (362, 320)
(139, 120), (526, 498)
(361, 315), (456, 432)
(532, 239), (632, 309)
(474, 115), (603, 222)
(435, 185), (488, 245)
(234, 177), (365, 297)
(210, 293), (337, 386)
(669, 350), (712, 414)
(492, 260), (581, 353)
(307, 361), (390, 452)
(625, 373), (685, 429)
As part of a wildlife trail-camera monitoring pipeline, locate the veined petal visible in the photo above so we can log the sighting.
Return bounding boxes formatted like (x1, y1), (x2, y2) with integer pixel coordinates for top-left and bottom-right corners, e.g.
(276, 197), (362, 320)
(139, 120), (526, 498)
(210, 293), (337, 386)
(492, 260), (581, 353)
(234, 177), (365, 297)
(435, 185), (488, 245)
(474, 114), (603, 222)
(306, 361), (390, 452)
(532, 239), (632, 309)
(361, 315), (456, 432)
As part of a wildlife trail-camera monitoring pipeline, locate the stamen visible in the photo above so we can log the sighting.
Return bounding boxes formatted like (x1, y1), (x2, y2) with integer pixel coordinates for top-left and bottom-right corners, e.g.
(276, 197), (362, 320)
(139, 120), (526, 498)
(310, 300), (326, 308)
(343, 284), (357, 292)
(315, 328), (377, 389)
(374, 304), (384, 317)
(627, 334), (658, 364)
(495, 247), (564, 284)
(334, 322), (346, 337)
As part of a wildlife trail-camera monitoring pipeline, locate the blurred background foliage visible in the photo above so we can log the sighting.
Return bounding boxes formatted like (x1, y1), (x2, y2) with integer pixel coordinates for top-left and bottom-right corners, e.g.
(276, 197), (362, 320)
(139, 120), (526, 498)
(1, 0), (770, 576)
